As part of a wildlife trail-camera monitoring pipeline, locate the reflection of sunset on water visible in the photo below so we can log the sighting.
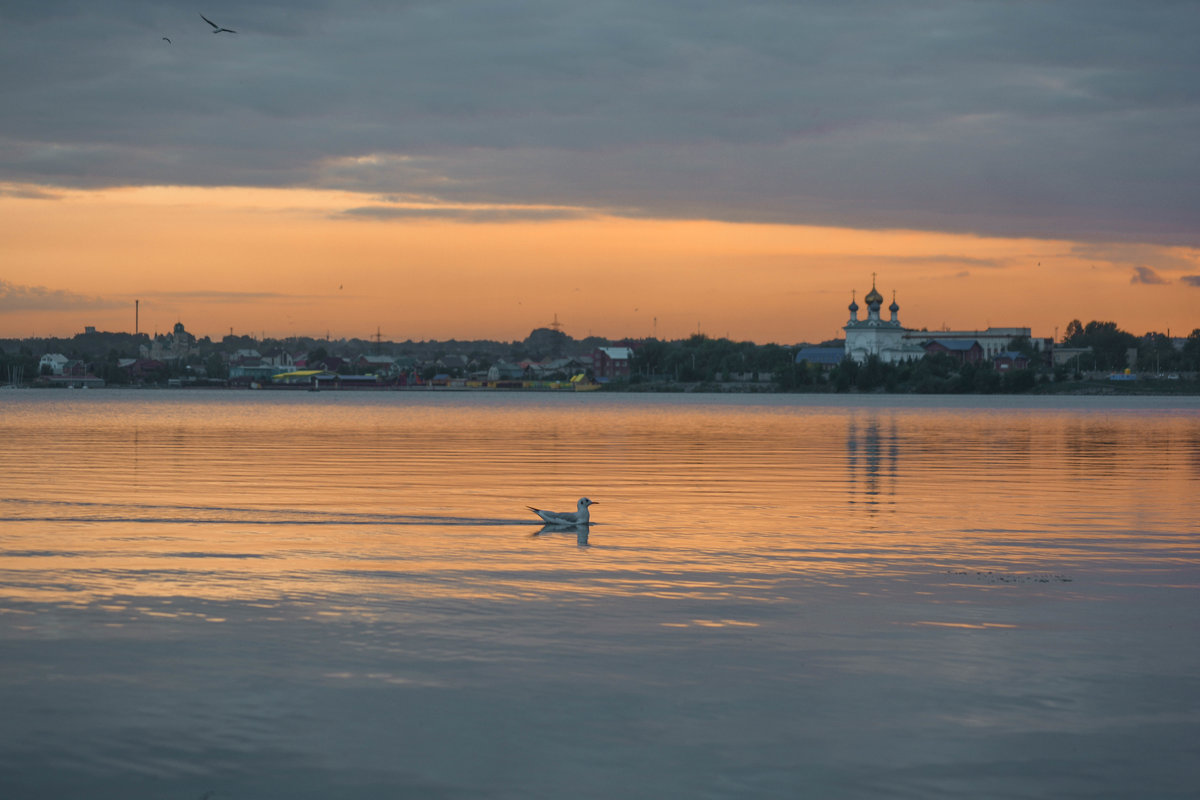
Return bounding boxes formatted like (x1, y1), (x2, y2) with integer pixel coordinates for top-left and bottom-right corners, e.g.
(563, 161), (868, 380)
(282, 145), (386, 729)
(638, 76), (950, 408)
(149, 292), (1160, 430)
(1, 392), (1198, 798)
(3, 393), (1197, 609)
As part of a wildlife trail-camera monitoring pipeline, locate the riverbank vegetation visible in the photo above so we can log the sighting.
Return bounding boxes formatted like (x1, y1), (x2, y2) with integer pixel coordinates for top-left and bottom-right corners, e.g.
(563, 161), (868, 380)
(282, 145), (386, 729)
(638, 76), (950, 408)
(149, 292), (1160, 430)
(4, 320), (1198, 394)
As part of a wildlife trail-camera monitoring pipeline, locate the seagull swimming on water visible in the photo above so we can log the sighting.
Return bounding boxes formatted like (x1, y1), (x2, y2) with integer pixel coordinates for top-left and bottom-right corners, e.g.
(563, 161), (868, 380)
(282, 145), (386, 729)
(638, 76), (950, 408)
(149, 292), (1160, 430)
(200, 13), (237, 34)
(527, 498), (596, 526)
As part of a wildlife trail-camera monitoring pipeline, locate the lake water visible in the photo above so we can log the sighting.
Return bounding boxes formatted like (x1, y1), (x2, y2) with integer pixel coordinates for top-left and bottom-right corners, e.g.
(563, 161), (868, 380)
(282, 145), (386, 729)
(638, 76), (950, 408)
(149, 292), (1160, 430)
(1, 390), (1198, 799)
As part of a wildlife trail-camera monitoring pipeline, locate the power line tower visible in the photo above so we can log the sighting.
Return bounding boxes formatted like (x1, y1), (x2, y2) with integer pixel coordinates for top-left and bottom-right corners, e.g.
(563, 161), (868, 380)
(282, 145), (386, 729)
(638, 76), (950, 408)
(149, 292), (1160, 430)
(548, 313), (564, 333)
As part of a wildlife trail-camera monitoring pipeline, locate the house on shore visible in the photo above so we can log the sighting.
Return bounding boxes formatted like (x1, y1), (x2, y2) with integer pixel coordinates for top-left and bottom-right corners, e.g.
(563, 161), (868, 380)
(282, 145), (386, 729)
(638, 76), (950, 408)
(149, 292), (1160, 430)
(923, 339), (984, 364)
(594, 346), (632, 380)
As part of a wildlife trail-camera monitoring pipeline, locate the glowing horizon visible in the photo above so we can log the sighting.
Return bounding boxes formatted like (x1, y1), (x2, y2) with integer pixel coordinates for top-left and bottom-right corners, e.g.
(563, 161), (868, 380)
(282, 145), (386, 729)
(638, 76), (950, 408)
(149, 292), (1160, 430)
(2, 183), (1198, 345)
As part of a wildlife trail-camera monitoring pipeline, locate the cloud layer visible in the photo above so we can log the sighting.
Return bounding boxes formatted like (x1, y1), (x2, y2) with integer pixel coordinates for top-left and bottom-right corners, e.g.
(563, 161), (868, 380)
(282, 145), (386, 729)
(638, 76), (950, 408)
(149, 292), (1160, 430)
(2, 1), (1198, 244)
(0, 279), (124, 312)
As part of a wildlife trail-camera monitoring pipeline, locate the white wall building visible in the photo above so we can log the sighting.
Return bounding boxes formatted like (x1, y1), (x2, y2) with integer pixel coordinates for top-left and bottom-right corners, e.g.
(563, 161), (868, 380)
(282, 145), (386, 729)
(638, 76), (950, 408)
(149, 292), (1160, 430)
(843, 279), (925, 364)
(843, 277), (1043, 364)
(38, 353), (70, 375)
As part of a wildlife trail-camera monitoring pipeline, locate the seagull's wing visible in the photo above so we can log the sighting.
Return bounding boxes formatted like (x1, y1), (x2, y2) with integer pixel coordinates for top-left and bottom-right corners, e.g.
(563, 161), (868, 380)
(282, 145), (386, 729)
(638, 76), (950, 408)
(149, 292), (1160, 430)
(529, 506), (576, 524)
(200, 13), (219, 29)
(162, 37), (171, 43)
(220, 27), (237, 33)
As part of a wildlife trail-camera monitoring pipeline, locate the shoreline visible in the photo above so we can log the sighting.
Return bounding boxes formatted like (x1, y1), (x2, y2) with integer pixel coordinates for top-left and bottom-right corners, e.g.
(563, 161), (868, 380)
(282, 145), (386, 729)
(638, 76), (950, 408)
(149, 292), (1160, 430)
(7, 379), (1200, 397)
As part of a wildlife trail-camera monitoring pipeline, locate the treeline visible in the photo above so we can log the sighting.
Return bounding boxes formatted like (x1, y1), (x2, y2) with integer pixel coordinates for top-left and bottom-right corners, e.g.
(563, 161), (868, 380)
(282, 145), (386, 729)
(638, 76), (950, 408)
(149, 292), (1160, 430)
(5, 319), (1200, 391)
(1061, 319), (1200, 373)
(822, 354), (1041, 393)
(623, 322), (1200, 393)
(627, 340), (1046, 393)
(628, 335), (798, 383)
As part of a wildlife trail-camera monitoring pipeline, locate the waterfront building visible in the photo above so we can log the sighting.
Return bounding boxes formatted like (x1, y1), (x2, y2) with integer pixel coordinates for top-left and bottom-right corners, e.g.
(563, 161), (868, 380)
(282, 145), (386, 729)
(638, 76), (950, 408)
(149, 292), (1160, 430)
(923, 339), (984, 364)
(913, 327), (1043, 359)
(794, 346), (844, 369)
(140, 321), (196, 362)
(593, 346), (632, 380)
(38, 353), (70, 375)
(843, 277), (1043, 364)
(843, 277), (925, 364)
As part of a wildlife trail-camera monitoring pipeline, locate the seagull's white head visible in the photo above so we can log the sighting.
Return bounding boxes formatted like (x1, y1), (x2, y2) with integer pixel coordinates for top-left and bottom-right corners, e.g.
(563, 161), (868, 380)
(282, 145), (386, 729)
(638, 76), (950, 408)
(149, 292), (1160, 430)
(578, 497), (596, 509)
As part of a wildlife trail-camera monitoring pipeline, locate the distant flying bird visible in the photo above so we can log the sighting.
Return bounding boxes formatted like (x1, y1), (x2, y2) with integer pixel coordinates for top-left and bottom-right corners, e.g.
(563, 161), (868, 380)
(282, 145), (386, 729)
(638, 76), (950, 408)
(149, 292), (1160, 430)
(527, 498), (596, 526)
(200, 13), (237, 34)
(162, 37), (172, 43)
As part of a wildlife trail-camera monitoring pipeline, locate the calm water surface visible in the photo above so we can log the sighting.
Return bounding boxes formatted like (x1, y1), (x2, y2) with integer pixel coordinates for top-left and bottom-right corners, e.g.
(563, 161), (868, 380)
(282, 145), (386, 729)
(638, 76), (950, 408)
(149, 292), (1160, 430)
(1, 391), (1198, 799)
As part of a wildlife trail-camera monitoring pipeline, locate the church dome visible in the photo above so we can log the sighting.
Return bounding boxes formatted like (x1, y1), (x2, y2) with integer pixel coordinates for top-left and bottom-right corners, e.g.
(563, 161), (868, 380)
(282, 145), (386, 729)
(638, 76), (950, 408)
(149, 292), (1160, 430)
(864, 286), (884, 306)
(849, 299), (859, 312)
(889, 294), (899, 313)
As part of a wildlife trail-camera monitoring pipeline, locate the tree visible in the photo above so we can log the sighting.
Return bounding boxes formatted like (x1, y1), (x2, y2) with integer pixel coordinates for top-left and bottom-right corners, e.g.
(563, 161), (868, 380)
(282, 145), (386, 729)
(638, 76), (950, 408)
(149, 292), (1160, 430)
(205, 352), (228, 380)
(1063, 319), (1084, 344)
(1007, 335), (1040, 362)
(1137, 332), (1181, 373)
(1061, 320), (1137, 370)
(1182, 329), (1200, 371)
(855, 355), (887, 391)
(832, 357), (859, 391)
(631, 339), (669, 378)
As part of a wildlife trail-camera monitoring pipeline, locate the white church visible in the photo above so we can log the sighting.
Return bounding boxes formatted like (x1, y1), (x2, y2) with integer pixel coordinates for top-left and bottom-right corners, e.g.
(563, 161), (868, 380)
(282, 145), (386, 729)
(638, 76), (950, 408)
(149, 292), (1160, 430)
(844, 276), (1044, 364)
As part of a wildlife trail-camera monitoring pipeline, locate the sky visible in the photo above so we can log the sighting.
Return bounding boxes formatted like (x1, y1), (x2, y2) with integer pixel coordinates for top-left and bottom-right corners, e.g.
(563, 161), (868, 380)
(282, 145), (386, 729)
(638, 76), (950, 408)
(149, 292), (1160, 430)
(2, 0), (1199, 344)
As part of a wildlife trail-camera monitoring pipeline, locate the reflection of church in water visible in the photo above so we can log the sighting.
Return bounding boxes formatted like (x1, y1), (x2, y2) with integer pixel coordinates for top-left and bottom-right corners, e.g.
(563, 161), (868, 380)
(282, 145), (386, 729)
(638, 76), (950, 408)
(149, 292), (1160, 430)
(846, 415), (898, 514)
(843, 275), (1044, 364)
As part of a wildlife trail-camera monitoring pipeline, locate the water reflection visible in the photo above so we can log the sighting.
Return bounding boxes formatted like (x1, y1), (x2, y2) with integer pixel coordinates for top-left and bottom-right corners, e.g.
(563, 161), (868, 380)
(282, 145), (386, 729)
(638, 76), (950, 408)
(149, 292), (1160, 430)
(845, 413), (899, 514)
(1, 392), (1199, 799)
(531, 523), (591, 546)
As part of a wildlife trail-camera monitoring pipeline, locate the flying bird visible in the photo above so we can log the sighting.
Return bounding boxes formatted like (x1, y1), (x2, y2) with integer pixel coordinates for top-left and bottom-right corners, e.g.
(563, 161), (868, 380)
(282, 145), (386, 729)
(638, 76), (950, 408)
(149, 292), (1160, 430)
(162, 37), (172, 43)
(200, 13), (237, 34)
(527, 498), (597, 526)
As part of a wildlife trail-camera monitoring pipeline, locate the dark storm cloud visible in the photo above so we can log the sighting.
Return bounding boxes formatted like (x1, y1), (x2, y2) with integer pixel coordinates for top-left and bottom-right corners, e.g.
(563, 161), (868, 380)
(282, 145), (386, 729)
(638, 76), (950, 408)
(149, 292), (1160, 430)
(2, 0), (1198, 244)
(1130, 266), (1167, 285)
(1181, 276), (1200, 288)
(0, 279), (124, 311)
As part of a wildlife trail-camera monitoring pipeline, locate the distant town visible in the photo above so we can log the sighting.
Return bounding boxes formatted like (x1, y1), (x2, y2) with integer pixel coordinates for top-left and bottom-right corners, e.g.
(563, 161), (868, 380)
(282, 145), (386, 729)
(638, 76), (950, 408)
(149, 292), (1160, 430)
(3, 282), (1199, 393)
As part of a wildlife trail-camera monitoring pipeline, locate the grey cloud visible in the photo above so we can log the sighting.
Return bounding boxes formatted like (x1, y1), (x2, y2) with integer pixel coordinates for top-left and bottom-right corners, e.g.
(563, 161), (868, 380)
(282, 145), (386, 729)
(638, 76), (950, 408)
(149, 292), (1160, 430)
(1072, 242), (1200, 273)
(0, 279), (125, 311)
(340, 206), (592, 223)
(1130, 266), (1166, 285)
(1, 1), (1198, 244)
(143, 290), (297, 302)
(1181, 275), (1200, 288)
(869, 254), (1006, 270)
(0, 184), (60, 199)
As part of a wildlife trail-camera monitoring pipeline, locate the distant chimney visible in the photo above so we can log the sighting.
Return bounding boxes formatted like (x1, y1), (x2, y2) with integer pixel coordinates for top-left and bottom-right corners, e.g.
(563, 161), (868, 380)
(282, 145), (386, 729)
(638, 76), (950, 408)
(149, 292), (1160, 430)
(135, 299), (139, 335)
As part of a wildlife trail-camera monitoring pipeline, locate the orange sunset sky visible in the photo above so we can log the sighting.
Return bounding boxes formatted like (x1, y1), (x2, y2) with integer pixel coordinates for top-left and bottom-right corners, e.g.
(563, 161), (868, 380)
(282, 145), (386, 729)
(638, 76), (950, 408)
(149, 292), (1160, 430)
(3, 184), (1198, 344)
(3, 3), (1199, 344)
